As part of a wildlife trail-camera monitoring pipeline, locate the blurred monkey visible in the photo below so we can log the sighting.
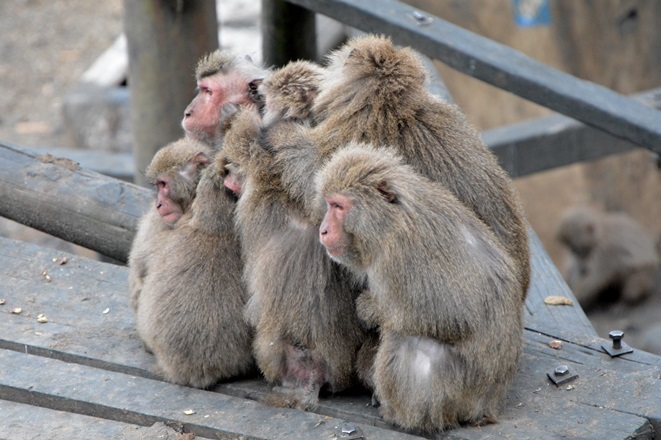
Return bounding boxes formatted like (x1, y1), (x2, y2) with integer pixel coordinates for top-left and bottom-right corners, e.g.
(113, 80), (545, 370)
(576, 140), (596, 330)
(558, 205), (659, 307)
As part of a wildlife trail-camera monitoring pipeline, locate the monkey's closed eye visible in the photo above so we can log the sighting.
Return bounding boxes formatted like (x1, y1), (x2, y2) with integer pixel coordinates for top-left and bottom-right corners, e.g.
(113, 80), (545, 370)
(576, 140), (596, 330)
(376, 181), (397, 203)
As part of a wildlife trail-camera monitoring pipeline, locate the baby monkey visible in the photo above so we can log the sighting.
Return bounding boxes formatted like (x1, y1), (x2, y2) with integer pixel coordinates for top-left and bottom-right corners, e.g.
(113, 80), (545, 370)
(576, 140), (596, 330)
(317, 143), (524, 433)
(133, 138), (254, 388)
(128, 138), (212, 312)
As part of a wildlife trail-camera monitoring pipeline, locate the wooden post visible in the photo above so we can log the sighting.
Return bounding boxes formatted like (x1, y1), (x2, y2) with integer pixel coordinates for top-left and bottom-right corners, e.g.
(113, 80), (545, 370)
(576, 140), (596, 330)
(124, 0), (219, 187)
(261, 0), (317, 67)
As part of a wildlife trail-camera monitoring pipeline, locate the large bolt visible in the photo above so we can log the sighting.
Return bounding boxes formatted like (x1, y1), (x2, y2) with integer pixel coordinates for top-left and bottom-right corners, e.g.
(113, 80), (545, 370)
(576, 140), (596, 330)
(609, 330), (624, 350)
(554, 365), (569, 376)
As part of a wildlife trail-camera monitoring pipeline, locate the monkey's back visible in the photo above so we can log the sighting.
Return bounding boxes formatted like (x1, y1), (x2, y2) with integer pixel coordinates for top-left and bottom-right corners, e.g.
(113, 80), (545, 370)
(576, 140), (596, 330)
(381, 189), (522, 430)
(136, 209), (253, 389)
(314, 34), (530, 300)
(128, 208), (171, 313)
(236, 179), (364, 391)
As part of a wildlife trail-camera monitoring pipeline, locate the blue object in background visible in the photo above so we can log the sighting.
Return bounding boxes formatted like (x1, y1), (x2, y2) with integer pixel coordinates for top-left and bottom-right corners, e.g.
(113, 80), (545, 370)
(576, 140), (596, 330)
(513, 0), (552, 27)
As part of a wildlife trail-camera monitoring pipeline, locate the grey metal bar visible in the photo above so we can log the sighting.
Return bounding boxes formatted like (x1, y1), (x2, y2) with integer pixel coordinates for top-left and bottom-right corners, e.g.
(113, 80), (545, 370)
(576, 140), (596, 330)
(286, 0), (661, 154)
(484, 88), (661, 177)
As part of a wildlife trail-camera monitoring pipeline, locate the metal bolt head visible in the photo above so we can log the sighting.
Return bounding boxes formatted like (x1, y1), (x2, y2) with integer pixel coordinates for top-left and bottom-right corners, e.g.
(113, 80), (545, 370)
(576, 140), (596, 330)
(609, 330), (624, 349)
(341, 423), (357, 435)
(554, 365), (569, 376)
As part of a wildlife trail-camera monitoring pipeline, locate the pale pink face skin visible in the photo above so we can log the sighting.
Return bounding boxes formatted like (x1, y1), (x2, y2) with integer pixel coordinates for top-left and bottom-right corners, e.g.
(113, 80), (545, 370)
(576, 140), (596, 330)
(155, 174), (183, 226)
(320, 194), (352, 257)
(223, 168), (243, 197)
(182, 72), (254, 141)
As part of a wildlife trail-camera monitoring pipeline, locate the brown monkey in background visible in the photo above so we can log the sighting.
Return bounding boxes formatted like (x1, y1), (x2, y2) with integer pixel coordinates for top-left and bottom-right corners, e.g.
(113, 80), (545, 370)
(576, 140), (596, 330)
(266, 34), (530, 301)
(135, 138), (254, 388)
(219, 61), (365, 408)
(557, 205), (660, 307)
(317, 144), (523, 433)
(182, 50), (268, 146)
(128, 138), (213, 312)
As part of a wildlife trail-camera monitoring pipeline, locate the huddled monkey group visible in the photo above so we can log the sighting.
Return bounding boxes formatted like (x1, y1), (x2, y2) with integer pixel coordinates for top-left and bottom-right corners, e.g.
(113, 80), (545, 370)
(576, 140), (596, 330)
(128, 34), (530, 434)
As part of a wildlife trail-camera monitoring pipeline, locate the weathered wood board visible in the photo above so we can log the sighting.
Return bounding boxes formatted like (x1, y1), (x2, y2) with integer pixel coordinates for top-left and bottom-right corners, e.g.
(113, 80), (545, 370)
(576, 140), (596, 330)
(0, 401), (213, 440)
(0, 142), (152, 263)
(1, 235), (658, 439)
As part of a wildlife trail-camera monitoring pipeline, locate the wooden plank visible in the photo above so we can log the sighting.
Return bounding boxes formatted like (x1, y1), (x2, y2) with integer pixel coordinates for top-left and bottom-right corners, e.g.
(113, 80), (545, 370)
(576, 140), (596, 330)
(0, 142), (152, 263)
(0, 401), (214, 440)
(285, 0), (661, 154)
(1, 236), (659, 438)
(523, 229), (597, 341)
(31, 148), (135, 182)
(0, 350), (423, 440)
(484, 88), (661, 177)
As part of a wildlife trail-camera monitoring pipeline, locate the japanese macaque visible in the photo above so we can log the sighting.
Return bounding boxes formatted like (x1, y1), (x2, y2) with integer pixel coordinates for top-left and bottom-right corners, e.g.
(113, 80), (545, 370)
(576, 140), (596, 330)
(263, 34), (530, 300)
(259, 60), (325, 127)
(557, 205), (660, 307)
(317, 144), (523, 433)
(134, 139), (254, 388)
(182, 50), (268, 146)
(128, 138), (213, 312)
(218, 61), (365, 409)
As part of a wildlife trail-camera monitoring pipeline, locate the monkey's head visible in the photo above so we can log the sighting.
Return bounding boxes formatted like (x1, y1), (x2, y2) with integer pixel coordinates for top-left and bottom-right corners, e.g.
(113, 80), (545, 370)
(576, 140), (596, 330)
(259, 60), (325, 126)
(317, 143), (414, 270)
(183, 51), (268, 144)
(146, 138), (212, 226)
(557, 206), (600, 258)
(314, 34), (428, 122)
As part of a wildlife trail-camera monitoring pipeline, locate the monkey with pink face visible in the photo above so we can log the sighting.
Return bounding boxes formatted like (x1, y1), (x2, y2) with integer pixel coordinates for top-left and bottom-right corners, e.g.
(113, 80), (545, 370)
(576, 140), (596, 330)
(127, 50), (268, 388)
(130, 50), (268, 308)
(317, 143), (524, 433)
(182, 51), (267, 147)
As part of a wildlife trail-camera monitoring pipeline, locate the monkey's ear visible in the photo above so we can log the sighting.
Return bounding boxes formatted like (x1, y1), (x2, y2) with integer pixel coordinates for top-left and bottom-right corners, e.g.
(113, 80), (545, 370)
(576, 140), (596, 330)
(182, 152), (210, 177)
(192, 151), (211, 167)
(376, 181), (397, 203)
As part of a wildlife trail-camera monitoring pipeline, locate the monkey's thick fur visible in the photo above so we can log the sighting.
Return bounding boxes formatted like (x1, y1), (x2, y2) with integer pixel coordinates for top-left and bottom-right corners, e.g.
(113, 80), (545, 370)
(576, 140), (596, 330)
(267, 34), (530, 301)
(318, 144), (524, 433)
(128, 139), (212, 313)
(218, 62), (365, 408)
(133, 142), (253, 388)
(195, 50), (265, 83)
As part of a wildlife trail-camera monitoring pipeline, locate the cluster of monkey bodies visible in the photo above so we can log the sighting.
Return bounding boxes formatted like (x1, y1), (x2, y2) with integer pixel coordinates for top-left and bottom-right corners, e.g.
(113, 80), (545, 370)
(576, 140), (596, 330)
(128, 34), (530, 433)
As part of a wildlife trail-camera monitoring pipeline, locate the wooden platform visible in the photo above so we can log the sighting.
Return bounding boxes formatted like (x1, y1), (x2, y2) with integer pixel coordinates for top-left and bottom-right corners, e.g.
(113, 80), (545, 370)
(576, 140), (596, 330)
(1, 230), (659, 439)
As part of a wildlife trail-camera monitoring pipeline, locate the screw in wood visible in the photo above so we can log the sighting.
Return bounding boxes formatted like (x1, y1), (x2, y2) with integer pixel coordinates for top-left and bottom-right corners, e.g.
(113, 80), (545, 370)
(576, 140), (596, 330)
(554, 365), (569, 376)
(609, 330), (624, 350)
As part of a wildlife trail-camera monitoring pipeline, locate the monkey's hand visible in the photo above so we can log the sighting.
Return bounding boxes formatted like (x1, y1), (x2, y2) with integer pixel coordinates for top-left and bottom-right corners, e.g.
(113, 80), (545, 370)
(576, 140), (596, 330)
(356, 291), (381, 330)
